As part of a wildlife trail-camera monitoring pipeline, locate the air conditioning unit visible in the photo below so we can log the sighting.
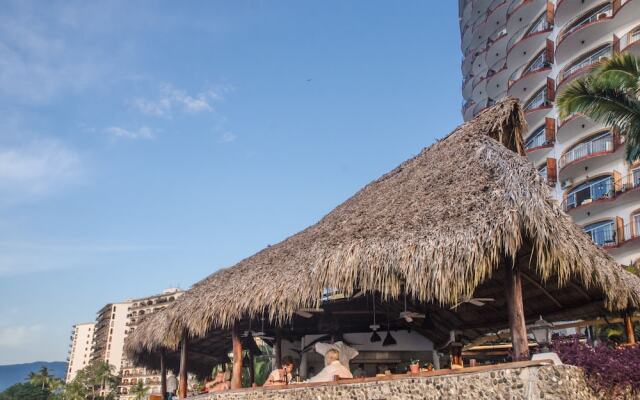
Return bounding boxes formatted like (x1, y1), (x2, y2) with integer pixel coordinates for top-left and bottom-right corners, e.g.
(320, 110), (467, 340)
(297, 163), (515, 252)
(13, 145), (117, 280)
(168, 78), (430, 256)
(598, 56), (609, 63)
(597, 12), (609, 20)
(561, 179), (573, 189)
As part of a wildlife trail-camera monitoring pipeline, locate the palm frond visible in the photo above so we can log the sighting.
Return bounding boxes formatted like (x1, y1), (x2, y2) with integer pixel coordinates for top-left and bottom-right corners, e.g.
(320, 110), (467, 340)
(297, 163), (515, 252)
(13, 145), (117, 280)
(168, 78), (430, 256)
(594, 52), (640, 96)
(557, 73), (640, 162)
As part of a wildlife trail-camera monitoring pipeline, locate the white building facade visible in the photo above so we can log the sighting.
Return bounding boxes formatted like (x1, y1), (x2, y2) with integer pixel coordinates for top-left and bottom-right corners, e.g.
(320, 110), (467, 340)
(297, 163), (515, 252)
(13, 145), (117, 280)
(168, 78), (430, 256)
(119, 288), (183, 399)
(91, 301), (132, 374)
(459, 0), (640, 264)
(66, 322), (96, 382)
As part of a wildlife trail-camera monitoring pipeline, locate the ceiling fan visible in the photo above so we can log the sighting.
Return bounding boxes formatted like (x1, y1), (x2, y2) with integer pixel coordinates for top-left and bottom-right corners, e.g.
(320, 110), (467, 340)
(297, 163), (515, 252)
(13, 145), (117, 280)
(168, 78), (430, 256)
(450, 296), (495, 310)
(243, 316), (275, 346)
(295, 308), (325, 319)
(398, 292), (425, 323)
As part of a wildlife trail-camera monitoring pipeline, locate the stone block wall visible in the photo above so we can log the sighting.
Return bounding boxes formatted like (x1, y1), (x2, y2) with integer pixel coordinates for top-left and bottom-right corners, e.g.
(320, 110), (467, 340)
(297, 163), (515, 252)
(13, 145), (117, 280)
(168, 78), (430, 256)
(193, 364), (598, 400)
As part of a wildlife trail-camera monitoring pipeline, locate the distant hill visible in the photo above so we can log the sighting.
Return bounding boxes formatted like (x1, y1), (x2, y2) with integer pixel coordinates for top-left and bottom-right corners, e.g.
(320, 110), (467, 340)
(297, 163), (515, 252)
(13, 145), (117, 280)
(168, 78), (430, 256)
(0, 362), (67, 392)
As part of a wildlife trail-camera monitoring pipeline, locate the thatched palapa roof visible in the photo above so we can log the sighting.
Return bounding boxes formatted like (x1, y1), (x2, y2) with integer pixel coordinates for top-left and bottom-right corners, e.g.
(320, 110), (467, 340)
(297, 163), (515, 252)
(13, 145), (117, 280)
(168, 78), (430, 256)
(126, 98), (640, 368)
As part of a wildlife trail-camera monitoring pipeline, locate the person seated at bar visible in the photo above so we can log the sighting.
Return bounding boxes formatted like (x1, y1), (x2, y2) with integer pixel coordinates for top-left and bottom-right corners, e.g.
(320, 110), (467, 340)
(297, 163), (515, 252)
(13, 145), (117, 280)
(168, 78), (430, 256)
(307, 349), (353, 382)
(263, 356), (295, 386)
(209, 370), (231, 392)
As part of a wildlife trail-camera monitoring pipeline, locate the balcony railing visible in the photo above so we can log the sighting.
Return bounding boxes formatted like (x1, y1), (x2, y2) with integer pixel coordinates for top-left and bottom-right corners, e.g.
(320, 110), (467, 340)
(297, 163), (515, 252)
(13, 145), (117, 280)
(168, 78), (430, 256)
(524, 126), (551, 150)
(558, 133), (614, 169)
(562, 171), (640, 212)
(585, 222), (618, 247)
(558, 46), (611, 83)
(508, 14), (551, 52)
(619, 25), (640, 50)
(563, 177), (613, 211)
(509, 52), (550, 85)
(559, 3), (612, 43)
(523, 88), (549, 111)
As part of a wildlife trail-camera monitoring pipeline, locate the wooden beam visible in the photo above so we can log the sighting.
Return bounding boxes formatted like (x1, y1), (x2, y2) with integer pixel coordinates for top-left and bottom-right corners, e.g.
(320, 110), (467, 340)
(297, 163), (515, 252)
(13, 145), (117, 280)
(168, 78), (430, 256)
(160, 350), (167, 399)
(624, 313), (636, 344)
(567, 280), (591, 301)
(178, 331), (188, 400)
(231, 324), (243, 389)
(521, 272), (562, 308)
(505, 260), (530, 361)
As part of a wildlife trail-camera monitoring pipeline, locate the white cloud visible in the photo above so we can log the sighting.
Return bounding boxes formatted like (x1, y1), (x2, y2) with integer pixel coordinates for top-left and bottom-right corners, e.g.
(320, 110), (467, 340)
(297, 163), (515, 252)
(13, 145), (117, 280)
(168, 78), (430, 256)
(0, 325), (43, 348)
(219, 131), (237, 143)
(0, 139), (81, 199)
(104, 126), (154, 140)
(0, 3), (112, 104)
(131, 84), (227, 118)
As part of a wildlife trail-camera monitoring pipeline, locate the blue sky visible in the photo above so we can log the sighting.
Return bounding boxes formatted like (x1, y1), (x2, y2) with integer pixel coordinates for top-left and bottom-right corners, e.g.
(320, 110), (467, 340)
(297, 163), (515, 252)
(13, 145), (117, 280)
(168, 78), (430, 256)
(0, 0), (462, 364)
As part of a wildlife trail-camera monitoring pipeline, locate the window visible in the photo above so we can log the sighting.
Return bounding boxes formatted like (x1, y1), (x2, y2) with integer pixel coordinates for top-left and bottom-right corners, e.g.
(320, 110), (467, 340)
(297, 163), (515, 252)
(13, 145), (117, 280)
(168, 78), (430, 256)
(584, 220), (616, 246)
(633, 168), (640, 187)
(524, 125), (547, 149)
(524, 87), (547, 110)
(566, 175), (613, 209)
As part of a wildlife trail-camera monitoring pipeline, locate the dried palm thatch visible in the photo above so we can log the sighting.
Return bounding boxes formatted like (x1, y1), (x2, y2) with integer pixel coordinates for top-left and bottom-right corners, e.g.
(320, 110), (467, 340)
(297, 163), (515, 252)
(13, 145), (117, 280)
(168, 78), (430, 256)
(126, 98), (640, 361)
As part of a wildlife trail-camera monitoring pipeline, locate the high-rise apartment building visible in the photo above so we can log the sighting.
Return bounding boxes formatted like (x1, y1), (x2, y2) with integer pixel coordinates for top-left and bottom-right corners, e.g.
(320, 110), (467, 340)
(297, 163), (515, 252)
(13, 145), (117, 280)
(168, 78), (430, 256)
(459, 0), (640, 264)
(67, 288), (183, 397)
(91, 301), (132, 373)
(118, 288), (183, 399)
(66, 322), (96, 382)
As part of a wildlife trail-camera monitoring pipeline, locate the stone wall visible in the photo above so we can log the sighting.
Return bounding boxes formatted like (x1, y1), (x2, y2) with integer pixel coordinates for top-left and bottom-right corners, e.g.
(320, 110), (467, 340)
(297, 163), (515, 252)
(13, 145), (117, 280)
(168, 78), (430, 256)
(193, 363), (598, 400)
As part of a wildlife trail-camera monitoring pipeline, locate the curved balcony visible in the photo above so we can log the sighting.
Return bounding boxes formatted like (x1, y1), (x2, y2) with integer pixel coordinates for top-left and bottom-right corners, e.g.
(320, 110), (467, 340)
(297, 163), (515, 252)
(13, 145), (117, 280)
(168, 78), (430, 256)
(506, 15), (552, 72)
(471, 72), (491, 100)
(523, 86), (552, 127)
(562, 175), (614, 213)
(485, 27), (508, 68)
(555, 113), (599, 144)
(473, 97), (495, 117)
(463, 100), (476, 121)
(507, 51), (552, 101)
(555, 0), (604, 28)
(462, 52), (475, 77)
(524, 125), (554, 165)
(486, 0), (509, 32)
(506, 0), (546, 34)
(563, 171), (640, 220)
(583, 219), (619, 248)
(462, 74), (475, 99)
(558, 131), (621, 178)
(555, 2), (614, 65)
(472, 48), (489, 75)
(619, 24), (640, 56)
(486, 60), (509, 98)
(556, 44), (612, 92)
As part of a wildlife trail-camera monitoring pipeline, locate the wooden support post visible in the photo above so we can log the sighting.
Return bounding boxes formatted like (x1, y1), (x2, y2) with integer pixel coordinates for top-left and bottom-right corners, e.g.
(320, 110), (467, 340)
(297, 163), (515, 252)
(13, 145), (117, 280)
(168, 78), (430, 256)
(178, 332), (188, 400)
(275, 328), (283, 368)
(624, 313), (636, 345)
(505, 261), (530, 361)
(231, 324), (243, 389)
(160, 350), (167, 400)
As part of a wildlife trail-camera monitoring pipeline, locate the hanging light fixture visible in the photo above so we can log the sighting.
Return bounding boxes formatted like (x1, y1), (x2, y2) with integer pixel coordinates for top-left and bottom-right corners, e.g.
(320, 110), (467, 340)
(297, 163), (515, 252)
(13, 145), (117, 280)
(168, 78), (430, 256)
(370, 293), (381, 343)
(382, 316), (396, 347)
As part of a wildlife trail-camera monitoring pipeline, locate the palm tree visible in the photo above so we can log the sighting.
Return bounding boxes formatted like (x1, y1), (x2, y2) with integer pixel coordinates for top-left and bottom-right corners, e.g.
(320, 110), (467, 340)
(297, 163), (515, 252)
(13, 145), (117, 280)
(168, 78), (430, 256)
(28, 366), (52, 392)
(129, 381), (149, 400)
(557, 53), (640, 162)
